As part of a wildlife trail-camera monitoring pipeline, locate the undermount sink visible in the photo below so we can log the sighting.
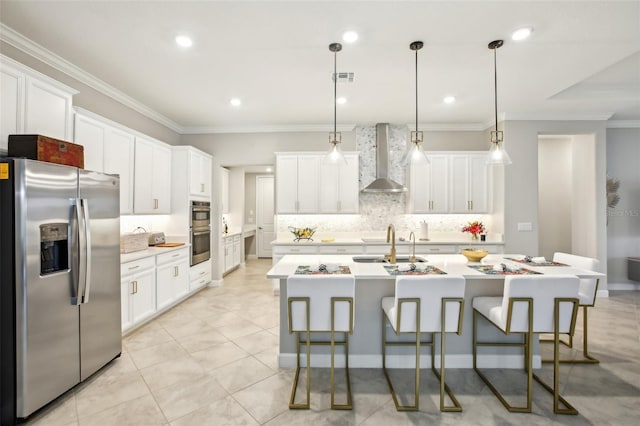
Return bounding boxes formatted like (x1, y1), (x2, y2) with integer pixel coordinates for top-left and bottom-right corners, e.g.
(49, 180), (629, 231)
(352, 256), (427, 263)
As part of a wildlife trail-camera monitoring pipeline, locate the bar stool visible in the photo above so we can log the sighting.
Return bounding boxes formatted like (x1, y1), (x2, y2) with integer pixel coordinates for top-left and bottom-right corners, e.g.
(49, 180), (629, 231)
(381, 275), (466, 412)
(472, 275), (580, 414)
(540, 252), (600, 364)
(287, 274), (355, 410)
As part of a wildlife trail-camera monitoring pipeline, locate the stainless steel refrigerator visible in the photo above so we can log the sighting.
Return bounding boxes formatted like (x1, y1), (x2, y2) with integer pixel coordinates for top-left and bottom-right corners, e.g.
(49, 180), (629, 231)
(0, 158), (122, 424)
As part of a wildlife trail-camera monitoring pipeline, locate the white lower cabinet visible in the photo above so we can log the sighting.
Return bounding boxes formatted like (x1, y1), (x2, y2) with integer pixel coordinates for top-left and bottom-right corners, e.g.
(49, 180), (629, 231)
(156, 248), (190, 311)
(120, 257), (156, 332)
(190, 259), (211, 291)
(223, 235), (242, 273)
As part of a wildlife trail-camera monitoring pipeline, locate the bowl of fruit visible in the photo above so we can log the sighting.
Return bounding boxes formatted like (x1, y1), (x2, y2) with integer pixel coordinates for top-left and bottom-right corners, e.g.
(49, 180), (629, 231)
(289, 226), (316, 242)
(460, 248), (489, 262)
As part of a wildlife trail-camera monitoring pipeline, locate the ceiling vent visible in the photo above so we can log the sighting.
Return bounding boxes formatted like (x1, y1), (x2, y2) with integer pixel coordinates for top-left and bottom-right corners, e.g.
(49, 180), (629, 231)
(332, 72), (355, 83)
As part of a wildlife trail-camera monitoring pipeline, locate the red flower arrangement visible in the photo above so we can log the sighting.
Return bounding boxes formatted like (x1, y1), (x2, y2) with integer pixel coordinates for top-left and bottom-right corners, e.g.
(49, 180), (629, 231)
(462, 221), (486, 239)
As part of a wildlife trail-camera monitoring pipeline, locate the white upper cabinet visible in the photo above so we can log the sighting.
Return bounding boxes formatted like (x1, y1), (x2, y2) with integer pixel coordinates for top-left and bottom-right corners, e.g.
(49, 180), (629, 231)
(450, 153), (490, 213)
(1, 55), (77, 153)
(134, 136), (172, 214)
(189, 149), (212, 199)
(408, 154), (449, 213)
(319, 153), (359, 213)
(74, 111), (135, 214)
(220, 167), (229, 214)
(276, 153), (321, 214)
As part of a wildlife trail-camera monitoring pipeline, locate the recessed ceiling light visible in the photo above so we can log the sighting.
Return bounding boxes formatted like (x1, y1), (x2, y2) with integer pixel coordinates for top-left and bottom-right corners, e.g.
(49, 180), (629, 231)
(230, 98), (241, 107)
(511, 27), (533, 41)
(336, 97), (347, 105)
(443, 96), (456, 104)
(175, 35), (193, 48)
(266, 167), (273, 172)
(342, 31), (358, 43)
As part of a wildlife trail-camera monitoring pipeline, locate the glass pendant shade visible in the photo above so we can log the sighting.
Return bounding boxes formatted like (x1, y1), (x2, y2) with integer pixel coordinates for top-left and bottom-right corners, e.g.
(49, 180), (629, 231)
(324, 42), (346, 165)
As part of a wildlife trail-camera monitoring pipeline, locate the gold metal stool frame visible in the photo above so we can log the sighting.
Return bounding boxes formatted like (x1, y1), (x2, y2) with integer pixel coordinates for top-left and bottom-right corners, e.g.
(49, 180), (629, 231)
(473, 297), (580, 415)
(541, 279), (600, 364)
(382, 297), (465, 412)
(287, 296), (354, 410)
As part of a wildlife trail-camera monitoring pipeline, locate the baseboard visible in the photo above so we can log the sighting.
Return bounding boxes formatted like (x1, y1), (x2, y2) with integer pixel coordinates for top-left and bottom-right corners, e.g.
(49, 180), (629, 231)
(596, 289), (610, 298)
(209, 279), (223, 287)
(607, 282), (640, 291)
(278, 353), (541, 369)
(247, 254), (258, 259)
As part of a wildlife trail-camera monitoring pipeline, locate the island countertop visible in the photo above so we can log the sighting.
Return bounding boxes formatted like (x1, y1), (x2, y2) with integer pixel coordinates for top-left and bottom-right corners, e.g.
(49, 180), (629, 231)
(266, 254), (605, 280)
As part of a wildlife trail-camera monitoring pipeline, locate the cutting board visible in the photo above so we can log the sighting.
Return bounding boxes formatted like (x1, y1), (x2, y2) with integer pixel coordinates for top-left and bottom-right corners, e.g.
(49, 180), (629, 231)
(154, 242), (185, 247)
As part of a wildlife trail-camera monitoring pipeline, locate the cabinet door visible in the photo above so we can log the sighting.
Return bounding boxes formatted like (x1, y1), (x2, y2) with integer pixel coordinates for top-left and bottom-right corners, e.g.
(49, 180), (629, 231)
(339, 154), (360, 213)
(233, 237), (241, 267)
(450, 155), (471, 213)
(221, 167), (229, 213)
(319, 161), (340, 213)
(152, 143), (172, 213)
(104, 128), (135, 214)
(156, 264), (174, 311)
(1, 64), (24, 152)
(468, 155), (489, 213)
(121, 278), (132, 331)
(429, 155), (449, 213)
(194, 153), (212, 199)
(409, 162), (430, 213)
(224, 239), (234, 272)
(174, 260), (190, 299)
(134, 137), (155, 213)
(74, 114), (106, 173)
(24, 76), (72, 141)
(275, 155), (298, 213)
(296, 155), (320, 213)
(131, 270), (156, 324)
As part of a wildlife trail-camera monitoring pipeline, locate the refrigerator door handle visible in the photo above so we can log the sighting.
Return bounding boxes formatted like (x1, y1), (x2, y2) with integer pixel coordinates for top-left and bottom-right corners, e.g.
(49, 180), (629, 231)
(70, 199), (81, 305)
(76, 198), (88, 304)
(81, 198), (92, 303)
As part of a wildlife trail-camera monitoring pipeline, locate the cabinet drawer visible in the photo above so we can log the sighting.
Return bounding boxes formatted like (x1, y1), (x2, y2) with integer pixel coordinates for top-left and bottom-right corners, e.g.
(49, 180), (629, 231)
(190, 260), (211, 282)
(121, 256), (155, 277)
(274, 246), (318, 255)
(156, 248), (189, 265)
(417, 245), (457, 254)
(318, 245), (363, 254)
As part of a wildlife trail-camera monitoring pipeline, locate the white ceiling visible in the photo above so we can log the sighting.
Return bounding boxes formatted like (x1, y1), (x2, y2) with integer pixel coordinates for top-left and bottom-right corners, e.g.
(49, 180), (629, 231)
(1, 0), (639, 133)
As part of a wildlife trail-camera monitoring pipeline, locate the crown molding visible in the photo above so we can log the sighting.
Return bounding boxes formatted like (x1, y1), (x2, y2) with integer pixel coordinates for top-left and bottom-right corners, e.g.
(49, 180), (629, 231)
(181, 123), (357, 134)
(403, 122), (486, 131)
(0, 23), (184, 134)
(607, 120), (640, 128)
(503, 112), (614, 121)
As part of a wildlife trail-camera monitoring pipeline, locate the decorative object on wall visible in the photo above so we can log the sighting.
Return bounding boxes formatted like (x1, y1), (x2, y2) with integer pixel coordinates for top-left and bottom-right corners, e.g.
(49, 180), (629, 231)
(325, 42), (346, 164)
(607, 176), (620, 208)
(403, 41), (429, 165)
(486, 40), (512, 166)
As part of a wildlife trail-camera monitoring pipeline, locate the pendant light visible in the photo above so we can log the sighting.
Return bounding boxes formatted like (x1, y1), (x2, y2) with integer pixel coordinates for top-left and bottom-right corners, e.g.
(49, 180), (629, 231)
(486, 40), (512, 165)
(403, 41), (429, 165)
(325, 42), (346, 164)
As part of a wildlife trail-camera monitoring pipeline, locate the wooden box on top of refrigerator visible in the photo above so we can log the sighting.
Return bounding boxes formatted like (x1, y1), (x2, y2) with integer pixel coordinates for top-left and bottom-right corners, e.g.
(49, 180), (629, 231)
(8, 134), (84, 168)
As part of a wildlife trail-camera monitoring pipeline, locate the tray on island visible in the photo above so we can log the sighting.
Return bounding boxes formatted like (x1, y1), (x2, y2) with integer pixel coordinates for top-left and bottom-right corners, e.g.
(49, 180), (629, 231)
(295, 265), (351, 275)
(504, 257), (567, 267)
(384, 265), (446, 276)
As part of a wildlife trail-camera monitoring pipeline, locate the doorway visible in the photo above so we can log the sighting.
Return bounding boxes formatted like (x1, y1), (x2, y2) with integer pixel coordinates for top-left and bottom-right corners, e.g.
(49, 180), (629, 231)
(538, 134), (597, 259)
(256, 175), (275, 258)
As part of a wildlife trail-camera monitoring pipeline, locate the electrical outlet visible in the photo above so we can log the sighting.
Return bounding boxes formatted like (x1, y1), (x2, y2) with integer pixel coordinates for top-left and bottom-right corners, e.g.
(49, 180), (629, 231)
(517, 222), (533, 232)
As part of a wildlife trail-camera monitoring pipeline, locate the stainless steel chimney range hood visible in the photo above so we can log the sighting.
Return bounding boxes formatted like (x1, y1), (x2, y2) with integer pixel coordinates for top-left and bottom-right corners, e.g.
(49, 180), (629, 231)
(362, 123), (407, 193)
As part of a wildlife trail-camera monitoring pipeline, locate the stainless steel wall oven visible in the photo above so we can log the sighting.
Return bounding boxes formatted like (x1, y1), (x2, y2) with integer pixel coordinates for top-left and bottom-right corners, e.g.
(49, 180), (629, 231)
(190, 201), (211, 266)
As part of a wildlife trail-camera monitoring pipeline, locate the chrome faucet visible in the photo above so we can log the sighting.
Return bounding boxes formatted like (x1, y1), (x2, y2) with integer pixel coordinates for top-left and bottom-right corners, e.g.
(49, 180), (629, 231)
(408, 231), (417, 263)
(386, 224), (396, 264)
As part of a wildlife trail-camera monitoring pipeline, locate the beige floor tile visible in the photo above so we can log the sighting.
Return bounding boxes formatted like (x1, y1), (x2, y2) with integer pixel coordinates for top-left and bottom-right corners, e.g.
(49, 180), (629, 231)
(78, 394), (165, 426)
(122, 323), (174, 352)
(190, 341), (250, 371)
(217, 318), (263, 340)
(75, 371), (151, 419)
(253, 347), (280, 371)
(169, 395), (259, 426)
(139, 355), (207, 393)
(232, 372), (292, 423)
(129, 340), (188, 369)
(174, 328), (229, 353)
(233, 330), (279, 355)
(210, 357), (276, 394)
(153, 375), (228, 421)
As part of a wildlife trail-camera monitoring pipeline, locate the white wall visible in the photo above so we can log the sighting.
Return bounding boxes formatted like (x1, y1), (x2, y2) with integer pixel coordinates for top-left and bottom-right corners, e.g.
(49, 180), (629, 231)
(571, 134), (598, 257)
(503, 120), (608, 292)
(538, 136), (573, 260)
(606, 128), (640, 289)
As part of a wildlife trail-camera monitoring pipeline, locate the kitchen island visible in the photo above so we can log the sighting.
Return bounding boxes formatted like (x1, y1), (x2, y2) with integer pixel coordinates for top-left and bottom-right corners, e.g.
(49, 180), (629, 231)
(266, 254), (604, 369)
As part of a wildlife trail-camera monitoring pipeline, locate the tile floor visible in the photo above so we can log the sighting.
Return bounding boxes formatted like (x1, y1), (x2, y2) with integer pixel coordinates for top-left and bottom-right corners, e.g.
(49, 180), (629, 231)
(26, 259), (640, 425)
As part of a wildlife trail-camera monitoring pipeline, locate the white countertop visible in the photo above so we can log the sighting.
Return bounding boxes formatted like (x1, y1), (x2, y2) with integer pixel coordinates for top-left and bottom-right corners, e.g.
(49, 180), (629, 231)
(121, 244), (190, 263)
(271, 238), (503, 246)
(266, 254), (605, 280)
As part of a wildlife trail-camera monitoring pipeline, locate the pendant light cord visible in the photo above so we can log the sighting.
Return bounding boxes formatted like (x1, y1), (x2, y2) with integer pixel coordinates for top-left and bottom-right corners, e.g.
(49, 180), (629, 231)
(415, 47), (418, 134)
(333, 48), (337, 138)
(494, 47), (498, 133)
